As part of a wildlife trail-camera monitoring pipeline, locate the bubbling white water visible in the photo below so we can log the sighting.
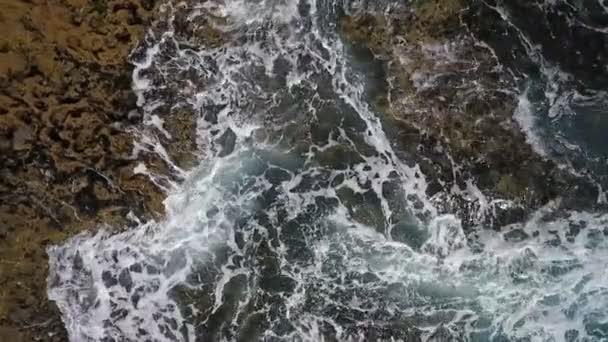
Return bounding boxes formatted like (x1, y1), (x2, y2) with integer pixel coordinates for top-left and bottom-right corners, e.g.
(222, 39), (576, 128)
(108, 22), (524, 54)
(48, 0), (608, 341)
(485, 1), (608, 204)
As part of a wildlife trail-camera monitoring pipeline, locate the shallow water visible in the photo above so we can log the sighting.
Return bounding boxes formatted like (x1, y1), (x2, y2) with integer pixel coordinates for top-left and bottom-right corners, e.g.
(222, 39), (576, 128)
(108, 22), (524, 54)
(47, 0), (608, 341)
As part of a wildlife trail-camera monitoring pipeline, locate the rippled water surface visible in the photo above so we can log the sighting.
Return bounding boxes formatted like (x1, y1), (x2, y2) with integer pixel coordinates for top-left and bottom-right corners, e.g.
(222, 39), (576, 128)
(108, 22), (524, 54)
(47, 0), (608, 341)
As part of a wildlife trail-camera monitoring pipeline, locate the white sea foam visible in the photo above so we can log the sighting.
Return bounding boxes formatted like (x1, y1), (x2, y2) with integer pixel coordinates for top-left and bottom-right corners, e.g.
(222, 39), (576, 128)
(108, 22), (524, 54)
(47, 1), (608, 341)
(514, 88), (548, 157)
(485, 0), (608, 182)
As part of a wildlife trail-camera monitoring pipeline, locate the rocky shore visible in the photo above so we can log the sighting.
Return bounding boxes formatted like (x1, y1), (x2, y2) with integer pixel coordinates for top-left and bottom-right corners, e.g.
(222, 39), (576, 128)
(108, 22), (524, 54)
(0, 0), (188, 340)
(340, 0), (604, 231)
(1, 0), (605, 340)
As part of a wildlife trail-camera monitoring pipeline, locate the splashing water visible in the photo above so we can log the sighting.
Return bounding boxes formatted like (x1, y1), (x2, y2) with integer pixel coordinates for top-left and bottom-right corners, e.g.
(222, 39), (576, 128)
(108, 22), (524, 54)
(484, 0), (608, 199)
(47, 0), (608, 341)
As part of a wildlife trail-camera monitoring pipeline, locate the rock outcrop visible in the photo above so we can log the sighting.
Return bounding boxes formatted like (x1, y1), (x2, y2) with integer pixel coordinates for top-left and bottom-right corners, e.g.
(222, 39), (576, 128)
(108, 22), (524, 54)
(340, 0), (601, 230)
(0, 0), (183, 340)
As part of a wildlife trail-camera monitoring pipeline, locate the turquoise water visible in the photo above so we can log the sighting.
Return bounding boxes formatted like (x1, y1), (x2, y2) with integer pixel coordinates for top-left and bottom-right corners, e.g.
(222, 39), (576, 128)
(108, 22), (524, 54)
(47, 1), (608, 341)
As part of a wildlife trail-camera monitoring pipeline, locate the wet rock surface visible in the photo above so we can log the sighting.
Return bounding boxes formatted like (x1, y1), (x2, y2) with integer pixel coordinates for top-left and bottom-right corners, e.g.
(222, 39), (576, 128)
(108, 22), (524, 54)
(340, 0), (604, 230)
(0, 0), (200, 339)
(469, 0), (608, 91)
(466, 0), (608, 193)
(1, 0), (605, 339)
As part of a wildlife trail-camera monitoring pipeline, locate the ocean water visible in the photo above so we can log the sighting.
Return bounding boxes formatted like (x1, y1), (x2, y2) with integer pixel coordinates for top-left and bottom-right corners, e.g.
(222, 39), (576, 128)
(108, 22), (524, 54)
(47, 0), (608, 341)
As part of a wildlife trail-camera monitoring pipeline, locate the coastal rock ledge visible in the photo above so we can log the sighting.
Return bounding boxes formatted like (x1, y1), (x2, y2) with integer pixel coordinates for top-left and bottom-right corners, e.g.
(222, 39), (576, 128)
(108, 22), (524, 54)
(0, 1), (198, 340)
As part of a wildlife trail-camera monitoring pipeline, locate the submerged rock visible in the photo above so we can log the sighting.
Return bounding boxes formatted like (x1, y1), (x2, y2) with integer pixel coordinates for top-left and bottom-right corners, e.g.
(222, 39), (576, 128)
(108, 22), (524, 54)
(469, 0), (608, 91)
(339, 0), (603, 230)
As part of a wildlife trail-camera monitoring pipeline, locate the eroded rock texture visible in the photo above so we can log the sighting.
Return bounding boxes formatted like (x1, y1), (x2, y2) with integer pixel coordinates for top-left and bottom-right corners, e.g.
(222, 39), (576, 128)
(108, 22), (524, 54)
(0, 0), (171, 340)
(340, 0), (601, 230)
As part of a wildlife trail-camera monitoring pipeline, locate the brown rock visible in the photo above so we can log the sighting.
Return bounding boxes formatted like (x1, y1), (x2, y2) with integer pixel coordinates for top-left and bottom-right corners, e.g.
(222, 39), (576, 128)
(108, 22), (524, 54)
(0, 325), (24, 342)
(0, 0), (196, 340)
(12, 125), (33, 150)
(339, 2), (583, 229)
